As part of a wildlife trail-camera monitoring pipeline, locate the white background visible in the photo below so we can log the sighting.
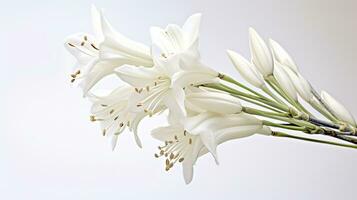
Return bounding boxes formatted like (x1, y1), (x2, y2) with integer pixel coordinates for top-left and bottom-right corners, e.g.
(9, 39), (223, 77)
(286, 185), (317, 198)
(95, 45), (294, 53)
(1, 0), (357, 199)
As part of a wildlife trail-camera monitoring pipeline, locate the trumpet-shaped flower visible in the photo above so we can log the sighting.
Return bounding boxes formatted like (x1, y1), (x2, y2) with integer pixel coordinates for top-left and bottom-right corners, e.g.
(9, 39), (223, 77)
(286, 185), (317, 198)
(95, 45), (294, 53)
(321, 91), (356, 126)
(227, 50), (265, 88)
(249, 28), (273, 77)
(116, 14), (219, 119)
(89, 85), (155, 149)
(152, 112), (271, 184)
(65, 6), (153, 95)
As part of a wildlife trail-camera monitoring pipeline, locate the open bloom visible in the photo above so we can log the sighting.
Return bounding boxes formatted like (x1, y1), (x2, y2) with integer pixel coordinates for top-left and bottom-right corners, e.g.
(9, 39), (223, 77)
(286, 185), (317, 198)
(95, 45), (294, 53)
(65, 6), (153, 95)
(152, 112), (271, 184)
(227, 50), (265, 88)
(89, 85), (154, 149)
(321, 91), (356, 126)
(116, 14), (219, 119)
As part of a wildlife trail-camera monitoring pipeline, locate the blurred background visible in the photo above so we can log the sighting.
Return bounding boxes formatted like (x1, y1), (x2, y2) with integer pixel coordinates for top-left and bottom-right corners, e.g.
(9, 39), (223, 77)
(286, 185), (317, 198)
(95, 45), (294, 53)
(1, 0), (357, 199)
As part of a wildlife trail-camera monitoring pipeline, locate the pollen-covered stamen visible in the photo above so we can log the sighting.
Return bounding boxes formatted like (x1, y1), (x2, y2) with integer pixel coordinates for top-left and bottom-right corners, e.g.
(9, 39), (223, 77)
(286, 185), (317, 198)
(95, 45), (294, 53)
(70, 70), (81, 83)
(154, 130), (194, 171)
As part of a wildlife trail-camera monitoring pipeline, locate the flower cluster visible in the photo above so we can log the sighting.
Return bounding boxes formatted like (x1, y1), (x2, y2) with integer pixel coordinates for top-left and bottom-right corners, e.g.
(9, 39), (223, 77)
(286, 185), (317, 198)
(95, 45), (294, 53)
(66, 6), (357, 184)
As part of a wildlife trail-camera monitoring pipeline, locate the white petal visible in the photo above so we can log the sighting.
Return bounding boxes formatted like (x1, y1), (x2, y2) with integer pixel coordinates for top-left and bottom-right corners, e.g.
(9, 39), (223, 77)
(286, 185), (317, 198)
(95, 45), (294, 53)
(91, 5), (104, 42)
(151, 125), (183, 141)
(284, 67), (313, 102)
(321, 91), (356, 126)
(163, 87), (187, 118)
(171, 67), (218, 88)
(216, 125), (262, 144)
(273, 62), (298, 100)
(80, 60), (119, 95)
(249, 28), (273, 77)
(227, 50), (265, 88)
(111, 135), (119, 151)
(115, 65), (159, 87)
(182, 13), (202, 48)
(99, 11), (153, 66)
(182, 156), (194, 184)
(199, 131), (219, 164)
(186, 90), (242, 114)
(269, 39), (298, 73)
(64, 33), (98, 66)
(184, 113), (262, 136)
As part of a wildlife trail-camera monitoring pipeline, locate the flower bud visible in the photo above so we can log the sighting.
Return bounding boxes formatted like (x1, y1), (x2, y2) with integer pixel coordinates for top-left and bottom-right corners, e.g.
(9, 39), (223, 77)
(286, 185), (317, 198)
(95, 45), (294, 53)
(269, 39), (298, 73)
(249, 28), (273, 77)
(227, 50), (265, 88)
(283, 67), (313, 102)
(273, 62), (297, 100)
(321, 91), (356, 126)
(186, 90), (242, 114)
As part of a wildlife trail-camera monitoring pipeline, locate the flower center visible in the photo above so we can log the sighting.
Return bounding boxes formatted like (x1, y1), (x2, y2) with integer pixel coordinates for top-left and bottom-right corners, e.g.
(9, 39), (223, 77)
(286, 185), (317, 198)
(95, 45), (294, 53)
(155, 130), (194, 171)
(135, 76), (171, 115)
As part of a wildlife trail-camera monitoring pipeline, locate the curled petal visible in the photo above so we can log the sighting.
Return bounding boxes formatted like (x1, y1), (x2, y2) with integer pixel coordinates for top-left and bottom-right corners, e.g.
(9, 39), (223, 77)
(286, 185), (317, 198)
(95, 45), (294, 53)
(115, 66), (160, 88)
(99, 10), (153, 66)
(182, 13), (202, 48)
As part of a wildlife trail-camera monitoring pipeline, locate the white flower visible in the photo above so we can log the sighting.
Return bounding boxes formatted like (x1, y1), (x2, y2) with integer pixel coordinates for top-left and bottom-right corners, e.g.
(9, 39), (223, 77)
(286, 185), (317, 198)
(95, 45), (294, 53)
(152, 112), (271, 184)
(249, 28), (273, 77)
(273, 62), (298, 100)
(89, 85), (154, 149)
(269, 39), (299, 73)
(321, 91), (356, 126)
(115, 14), (219, 119)
(226, 50), (265, 88)
(64, 6), (153, 95)
(283, 67), (313, 102)
(185, 88), (242, 114)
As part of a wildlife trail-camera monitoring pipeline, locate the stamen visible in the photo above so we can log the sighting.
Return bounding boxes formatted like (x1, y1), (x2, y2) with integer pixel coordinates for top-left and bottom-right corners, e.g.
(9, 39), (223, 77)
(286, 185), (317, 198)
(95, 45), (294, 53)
(146, 86), (150, 92)
(68, 43), (75, 47)
(84, 35), (88, 41)
(189, 138), (192, 144)
(102, 129), (106, 136)
(109, 109), (115, 114)
(90, 43), (99, 50)
(114, 116), (119, 121)
(90, 115), (96, 122)
(179, 158), (184, 162)
(119, 122), (124, 127)
(80, 41), (85, 46)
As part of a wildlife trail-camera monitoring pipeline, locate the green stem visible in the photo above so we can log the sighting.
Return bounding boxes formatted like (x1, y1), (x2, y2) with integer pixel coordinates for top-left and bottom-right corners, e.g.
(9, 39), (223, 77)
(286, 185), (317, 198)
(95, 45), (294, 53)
(217, 83), (289, 112)
(220, 74), (265, 98)
(263, 120), (306, 131)
(272, 131), (357, 149)
(232, 94), (283, 113)
(243, 107), (316, 129)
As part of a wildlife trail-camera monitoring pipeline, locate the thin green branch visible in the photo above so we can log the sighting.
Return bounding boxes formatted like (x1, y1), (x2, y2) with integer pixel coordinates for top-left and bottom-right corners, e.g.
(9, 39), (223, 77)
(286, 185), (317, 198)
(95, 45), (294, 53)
(272, 131), (357, 149)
